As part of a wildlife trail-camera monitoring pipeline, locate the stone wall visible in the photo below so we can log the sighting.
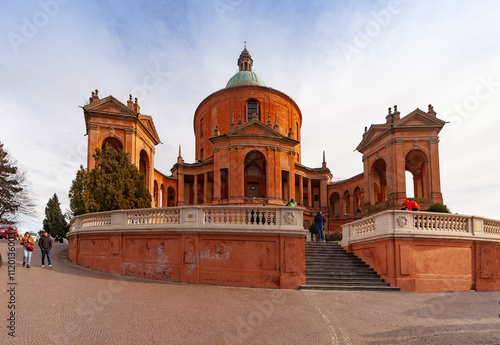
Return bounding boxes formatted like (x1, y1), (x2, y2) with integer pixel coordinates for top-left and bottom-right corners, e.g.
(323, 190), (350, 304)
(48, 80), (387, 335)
(67, 206), (307, 289)
(341, 210), (500, 292)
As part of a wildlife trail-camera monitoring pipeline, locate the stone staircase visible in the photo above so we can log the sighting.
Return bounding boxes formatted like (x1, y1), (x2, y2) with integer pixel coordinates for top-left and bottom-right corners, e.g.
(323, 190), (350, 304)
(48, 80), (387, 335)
(300, 242), (400, 291)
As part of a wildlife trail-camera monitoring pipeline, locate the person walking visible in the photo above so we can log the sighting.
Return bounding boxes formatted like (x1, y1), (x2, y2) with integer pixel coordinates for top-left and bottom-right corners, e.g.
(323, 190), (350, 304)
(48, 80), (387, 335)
(38, 231), (52, 268)
(20, 232), (35, 268)
(314, 211), (326, 242)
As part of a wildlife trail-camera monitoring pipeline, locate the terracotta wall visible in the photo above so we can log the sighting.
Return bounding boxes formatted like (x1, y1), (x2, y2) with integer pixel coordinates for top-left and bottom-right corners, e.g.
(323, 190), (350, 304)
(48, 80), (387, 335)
(69, 232), (305, 289)
(346, 239), (500, 292)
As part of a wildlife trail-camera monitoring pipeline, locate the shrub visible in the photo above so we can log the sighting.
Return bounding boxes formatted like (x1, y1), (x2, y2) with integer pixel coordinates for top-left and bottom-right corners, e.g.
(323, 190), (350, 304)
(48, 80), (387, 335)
(427, 203), (451, 213)
(326, 232), (342, 242)
(309, 223), (317, 235)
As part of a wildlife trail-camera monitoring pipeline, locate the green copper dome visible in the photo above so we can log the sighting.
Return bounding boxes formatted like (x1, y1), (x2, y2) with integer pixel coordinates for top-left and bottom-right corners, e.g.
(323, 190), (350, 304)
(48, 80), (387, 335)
(226, 70), (266, 88)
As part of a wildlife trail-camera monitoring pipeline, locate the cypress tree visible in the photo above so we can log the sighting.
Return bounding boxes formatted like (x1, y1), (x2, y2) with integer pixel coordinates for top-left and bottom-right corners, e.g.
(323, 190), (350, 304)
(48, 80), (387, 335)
(68, 145), (151, 216)
(43, 193), (69, 237)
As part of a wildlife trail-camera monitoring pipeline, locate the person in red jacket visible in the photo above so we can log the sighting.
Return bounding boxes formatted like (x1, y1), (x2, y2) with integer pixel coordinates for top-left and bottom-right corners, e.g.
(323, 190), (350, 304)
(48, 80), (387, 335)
(410, 200), (420, 211)
(403, 199), (420, 211)
(403, 199), (412, 210)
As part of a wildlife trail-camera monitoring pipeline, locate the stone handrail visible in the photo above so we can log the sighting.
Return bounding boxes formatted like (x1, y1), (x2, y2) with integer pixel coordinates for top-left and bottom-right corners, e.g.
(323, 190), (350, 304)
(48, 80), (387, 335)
(68, 205), (306, 236)
(341, 210), (500, 246)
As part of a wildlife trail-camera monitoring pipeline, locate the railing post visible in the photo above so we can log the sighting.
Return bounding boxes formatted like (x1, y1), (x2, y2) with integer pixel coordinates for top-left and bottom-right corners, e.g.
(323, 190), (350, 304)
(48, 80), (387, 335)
(111, 211), (123, 227)
(75, 217), (81, 232)
(471, 216), (483, 237)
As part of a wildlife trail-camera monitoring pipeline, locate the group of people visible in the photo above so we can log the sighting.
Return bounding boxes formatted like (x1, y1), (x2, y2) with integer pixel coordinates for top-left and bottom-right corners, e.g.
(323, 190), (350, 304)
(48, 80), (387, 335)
(287, 198), (421, 243)
(20, 231), (53, 268)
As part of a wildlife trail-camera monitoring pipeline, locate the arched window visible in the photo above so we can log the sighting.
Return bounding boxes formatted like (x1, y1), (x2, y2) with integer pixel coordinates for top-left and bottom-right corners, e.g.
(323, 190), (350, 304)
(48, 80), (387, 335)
(244, 150), (266, 198)
(405, 150), (427, 198)
(247, 100), (258, 121)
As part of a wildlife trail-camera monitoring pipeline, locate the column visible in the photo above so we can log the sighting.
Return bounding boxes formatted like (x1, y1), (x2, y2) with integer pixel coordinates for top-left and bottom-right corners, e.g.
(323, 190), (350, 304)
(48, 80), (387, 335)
(193, 174), (198, 204)
(203, 172), (208, 204)
(177, 173), (184, 205)
(307, 178), (313, 207)
(298, 175), (304, 205)
(213, 148), (221, 200)
(320, 178), (328, 208)
(289, 152), (295, 201)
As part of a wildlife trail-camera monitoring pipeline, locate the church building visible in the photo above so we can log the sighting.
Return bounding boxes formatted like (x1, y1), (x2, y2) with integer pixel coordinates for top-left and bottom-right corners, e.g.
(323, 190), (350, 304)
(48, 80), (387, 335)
(82, 46), (446, 232)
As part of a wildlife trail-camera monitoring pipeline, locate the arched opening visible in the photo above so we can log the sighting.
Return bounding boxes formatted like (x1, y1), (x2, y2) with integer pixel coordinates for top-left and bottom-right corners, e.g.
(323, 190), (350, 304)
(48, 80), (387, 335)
(153, 181), (159, 207)
(244, 150), (266, 198)
(330, 193), (340, 217)
(101, 137), (123, 151)
(344, 190), (351, 215)
(160, 184), (166, 207)
(405, 150), (427, 198)
(353, 187), (362, 214)
(167, 187), (175, 207)
(139, 150), (150, 189)
(405, 171), (414, 198)
(372, 158), (387, 204)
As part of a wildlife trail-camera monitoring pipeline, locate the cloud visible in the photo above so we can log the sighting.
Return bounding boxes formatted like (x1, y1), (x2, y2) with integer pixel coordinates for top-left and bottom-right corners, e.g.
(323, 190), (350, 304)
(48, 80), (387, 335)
(0, 0), (499, 230)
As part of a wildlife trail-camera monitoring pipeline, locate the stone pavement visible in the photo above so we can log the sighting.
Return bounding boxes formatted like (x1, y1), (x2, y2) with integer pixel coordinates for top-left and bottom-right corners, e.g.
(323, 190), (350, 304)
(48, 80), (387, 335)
(1, 239), (499, 345)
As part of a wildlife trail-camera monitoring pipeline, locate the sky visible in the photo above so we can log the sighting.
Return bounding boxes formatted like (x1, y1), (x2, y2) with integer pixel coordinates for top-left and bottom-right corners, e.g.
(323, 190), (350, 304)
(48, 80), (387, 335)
(1, 0), (499, 232)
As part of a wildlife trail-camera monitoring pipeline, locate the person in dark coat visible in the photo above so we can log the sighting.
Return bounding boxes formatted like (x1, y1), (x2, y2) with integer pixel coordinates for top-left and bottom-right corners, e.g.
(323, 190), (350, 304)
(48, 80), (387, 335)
(314, 211), (326, 242)
(38, 231), (52, 268)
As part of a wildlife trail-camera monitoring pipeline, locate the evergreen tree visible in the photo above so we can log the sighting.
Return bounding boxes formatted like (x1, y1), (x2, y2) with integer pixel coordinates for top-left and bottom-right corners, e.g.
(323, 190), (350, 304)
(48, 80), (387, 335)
(43, 193), (69, 237)
(0, 140), (36, 223)
(68, 145), (151, 216)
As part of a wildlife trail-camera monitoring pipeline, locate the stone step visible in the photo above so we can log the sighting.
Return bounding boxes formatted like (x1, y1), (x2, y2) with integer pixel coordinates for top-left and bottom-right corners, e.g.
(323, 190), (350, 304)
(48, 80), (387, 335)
(306, 270), (380, 276)
(303, 242), (398, 291)
(305, 280), (390, 286)
(300, 285), (401, 291)
(306, 271), (380, 278)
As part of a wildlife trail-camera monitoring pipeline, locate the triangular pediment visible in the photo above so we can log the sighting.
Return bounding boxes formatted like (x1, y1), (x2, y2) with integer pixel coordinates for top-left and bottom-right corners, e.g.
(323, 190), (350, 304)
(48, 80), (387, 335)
(210, 119), (299, 145)
(394, 108), (446, 127)
(356, 125), (390, 152)
(138, 115), (161, 144)
(356, 108), (446, 152)
(83, 96), (136, 117)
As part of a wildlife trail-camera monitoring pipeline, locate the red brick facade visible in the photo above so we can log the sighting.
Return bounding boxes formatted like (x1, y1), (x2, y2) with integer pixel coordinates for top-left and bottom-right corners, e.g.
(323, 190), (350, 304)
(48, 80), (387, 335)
(83, 48), (446, 233)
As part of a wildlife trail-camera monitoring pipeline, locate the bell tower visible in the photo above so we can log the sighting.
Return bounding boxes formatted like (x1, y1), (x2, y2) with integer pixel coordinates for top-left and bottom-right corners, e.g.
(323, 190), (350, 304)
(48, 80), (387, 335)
(357, 104), (445, 213)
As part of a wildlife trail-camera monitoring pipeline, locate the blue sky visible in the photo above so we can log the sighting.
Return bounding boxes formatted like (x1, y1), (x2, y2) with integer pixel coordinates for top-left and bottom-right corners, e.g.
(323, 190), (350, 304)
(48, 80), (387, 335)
(1, 0), (499, 231)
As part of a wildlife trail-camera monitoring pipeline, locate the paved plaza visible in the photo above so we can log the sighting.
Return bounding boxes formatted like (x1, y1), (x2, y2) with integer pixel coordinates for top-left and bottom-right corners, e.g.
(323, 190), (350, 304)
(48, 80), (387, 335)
(1, 240), (499, 345)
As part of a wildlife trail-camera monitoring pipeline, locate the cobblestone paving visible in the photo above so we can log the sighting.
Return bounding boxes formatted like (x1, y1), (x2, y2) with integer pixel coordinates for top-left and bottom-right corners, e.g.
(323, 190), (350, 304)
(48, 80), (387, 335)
(1, 239), (499, 344)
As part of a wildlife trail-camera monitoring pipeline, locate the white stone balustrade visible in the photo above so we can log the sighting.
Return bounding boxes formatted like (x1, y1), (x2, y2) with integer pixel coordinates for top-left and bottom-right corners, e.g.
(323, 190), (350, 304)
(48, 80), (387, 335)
(341, 210), (500, 246)
(69, 205), (306, 236)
